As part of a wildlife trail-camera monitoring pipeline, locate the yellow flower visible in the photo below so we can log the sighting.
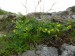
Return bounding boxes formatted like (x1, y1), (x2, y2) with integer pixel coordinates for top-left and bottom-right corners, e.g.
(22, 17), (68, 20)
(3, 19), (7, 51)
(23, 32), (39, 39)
(13, 30), (16, 33)
(48, 30), (51, 34)
(67, 25), (71, 29)
(25, 27), (28, 30)
(45, 28), (47, 32)
(4, 35), (6, 37)
(57, 24), (61, 27)
(51, 29), (54, 32)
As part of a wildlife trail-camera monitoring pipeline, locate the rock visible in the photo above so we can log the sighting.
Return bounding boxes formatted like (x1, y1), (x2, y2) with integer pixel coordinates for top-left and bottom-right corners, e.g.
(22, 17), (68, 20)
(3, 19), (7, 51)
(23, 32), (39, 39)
(36, 44), (58, 56)
(61, 43), (75, 52)
(61, 43), (75, 56)
(11, 54), (21, 56)
(61, 50), (74, 56)
(72, 15), (75, 19)
(22, 50), (37, 56)
(20, 45), (58, 56)
(0, 15), (5, 20)
(47, 47), (58, 56)
(11, 44), (75, 56)
(0, 34), (3, 37)
(27, 6), (75, 22)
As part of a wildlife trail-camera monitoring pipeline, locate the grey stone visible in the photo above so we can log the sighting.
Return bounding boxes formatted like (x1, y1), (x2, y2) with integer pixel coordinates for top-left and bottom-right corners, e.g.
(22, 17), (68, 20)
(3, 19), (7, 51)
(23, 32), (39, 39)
(27, 6), (75, 22)
(61, 43), (75, 56)
(72, 15), (75, 19)
(61, 43), (75, 52)
(22, 50), (37, 56)
(0, 15), (5, 19)
(20, 45), (58, 56)
(0, 34), (3, 37)
(61, 50), (74, 56)
(36, 45), (58, 56)
(11, 44), (75, 56)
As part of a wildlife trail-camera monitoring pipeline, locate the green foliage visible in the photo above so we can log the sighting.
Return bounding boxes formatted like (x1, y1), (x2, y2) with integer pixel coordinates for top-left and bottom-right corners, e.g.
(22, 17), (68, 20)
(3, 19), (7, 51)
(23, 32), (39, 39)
(0, 16), (75, 55)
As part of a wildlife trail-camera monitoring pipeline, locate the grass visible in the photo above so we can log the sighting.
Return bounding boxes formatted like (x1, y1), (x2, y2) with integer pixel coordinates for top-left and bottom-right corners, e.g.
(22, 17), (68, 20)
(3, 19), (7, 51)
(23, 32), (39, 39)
(0, 15), (75, 56)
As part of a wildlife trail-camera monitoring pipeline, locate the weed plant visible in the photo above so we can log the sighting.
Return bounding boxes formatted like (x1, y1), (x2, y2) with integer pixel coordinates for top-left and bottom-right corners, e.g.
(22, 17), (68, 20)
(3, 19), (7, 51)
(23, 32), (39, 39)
(0, 16), (75, 56)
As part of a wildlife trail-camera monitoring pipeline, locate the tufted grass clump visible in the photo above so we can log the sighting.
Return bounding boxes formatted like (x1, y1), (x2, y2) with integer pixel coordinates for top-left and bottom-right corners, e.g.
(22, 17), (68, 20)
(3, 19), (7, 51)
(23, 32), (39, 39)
(0, 16), (75, 56)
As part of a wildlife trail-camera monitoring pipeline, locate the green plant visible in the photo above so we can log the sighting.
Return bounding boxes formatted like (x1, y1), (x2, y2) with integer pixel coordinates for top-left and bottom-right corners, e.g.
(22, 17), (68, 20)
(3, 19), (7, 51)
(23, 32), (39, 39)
(0, 16), (74, 55)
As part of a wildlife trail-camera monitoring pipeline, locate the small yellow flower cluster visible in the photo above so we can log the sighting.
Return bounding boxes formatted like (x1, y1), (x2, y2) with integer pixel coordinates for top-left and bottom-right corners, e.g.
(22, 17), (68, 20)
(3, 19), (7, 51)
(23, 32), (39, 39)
(40, 26), (60, 34)
(41, 28), (48, 33)
(42, 28), (55, 34)
(42, 28), (47, 32)
(57, 24), (61, 27)
(45, 28), (47, 31)
(51, 29), (54, 32)
(48, 30), (51, 34)
(67, 25), (71, 29)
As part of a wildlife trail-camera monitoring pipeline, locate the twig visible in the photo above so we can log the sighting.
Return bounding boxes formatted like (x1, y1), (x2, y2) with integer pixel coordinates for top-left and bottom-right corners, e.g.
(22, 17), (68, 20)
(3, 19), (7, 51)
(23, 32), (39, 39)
(46, 0), (61, 12)
(35, 0), (42, 12)
(46, 1), (57, 12)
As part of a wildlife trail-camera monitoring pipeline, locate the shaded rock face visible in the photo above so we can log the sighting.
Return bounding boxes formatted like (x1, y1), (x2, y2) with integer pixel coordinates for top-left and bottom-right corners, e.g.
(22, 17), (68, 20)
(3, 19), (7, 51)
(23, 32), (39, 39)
(27, 6), (75, 22)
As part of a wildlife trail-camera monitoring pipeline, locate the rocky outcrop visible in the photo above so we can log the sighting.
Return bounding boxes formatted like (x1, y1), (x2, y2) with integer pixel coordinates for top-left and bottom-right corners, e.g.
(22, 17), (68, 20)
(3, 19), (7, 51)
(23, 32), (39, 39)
(11, 44), (75, 56)
(27, 6), (75, 22)
(14, 45), (58, 56)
